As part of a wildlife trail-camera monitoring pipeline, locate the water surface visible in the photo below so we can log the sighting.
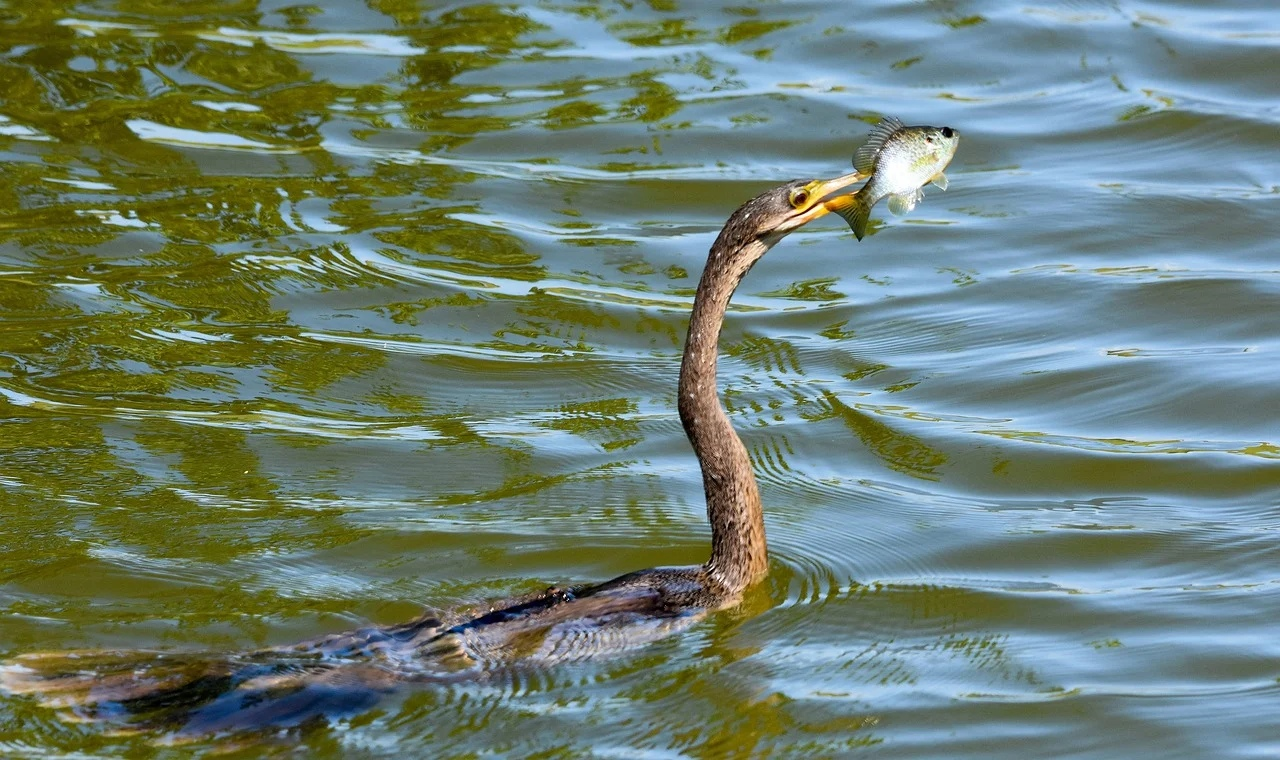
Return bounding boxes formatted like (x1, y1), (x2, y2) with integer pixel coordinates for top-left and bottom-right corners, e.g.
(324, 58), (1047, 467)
(1, 0), (1278, 757)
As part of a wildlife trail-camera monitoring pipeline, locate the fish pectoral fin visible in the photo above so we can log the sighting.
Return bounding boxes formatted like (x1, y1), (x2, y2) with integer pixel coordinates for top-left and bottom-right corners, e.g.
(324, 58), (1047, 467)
(931, 172), (949, 191)
(886, 188), (922, 216)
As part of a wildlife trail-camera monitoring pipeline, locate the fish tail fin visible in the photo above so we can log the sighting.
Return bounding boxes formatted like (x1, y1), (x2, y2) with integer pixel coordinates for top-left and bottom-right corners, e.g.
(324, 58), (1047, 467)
(828, 192), (872, 241)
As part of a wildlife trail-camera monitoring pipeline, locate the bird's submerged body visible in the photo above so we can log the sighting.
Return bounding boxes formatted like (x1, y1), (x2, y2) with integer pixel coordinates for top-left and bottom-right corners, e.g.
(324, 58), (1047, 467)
(1, 566), (718, 736)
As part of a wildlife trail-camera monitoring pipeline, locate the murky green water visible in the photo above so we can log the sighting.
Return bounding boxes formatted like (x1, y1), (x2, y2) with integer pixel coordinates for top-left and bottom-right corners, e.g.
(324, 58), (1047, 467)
(1, 0), (1278, 756)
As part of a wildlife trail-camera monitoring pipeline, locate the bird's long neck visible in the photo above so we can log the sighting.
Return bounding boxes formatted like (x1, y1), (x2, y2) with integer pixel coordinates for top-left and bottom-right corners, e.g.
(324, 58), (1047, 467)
(678, 237), (771, 599)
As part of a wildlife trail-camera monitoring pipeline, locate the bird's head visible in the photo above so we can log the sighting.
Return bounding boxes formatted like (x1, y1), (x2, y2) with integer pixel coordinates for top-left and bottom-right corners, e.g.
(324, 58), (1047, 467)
(716, 171), (865, 256)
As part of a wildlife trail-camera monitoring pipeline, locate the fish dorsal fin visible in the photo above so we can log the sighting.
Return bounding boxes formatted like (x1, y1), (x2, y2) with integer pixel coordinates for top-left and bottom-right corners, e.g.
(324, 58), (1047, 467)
(887, 187), (923, 216)
(853, 115), (905, 174)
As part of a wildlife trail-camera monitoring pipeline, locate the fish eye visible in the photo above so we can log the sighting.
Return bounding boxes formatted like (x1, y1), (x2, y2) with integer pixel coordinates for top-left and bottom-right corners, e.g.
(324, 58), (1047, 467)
(941, 126), (954, 138)
(789, 187), (810, 209)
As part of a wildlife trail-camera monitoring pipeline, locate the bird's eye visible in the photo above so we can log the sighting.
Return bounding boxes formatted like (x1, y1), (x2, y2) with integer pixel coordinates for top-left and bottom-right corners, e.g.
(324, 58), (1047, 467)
(789, 188), (810, 209)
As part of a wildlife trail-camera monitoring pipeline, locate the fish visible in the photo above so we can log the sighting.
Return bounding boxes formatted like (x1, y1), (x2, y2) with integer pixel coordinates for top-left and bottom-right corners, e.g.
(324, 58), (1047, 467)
(827, 116), (959, 240)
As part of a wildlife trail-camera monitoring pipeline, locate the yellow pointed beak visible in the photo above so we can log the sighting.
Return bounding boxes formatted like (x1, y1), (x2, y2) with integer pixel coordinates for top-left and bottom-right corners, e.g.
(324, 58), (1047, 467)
(812, 170), (867, 201)
(789, 170), (867, 227)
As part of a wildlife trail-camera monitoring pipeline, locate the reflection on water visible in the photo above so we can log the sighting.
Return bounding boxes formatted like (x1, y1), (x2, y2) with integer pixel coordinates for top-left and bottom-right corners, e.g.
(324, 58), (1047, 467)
(2, 0), (1279, 756)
